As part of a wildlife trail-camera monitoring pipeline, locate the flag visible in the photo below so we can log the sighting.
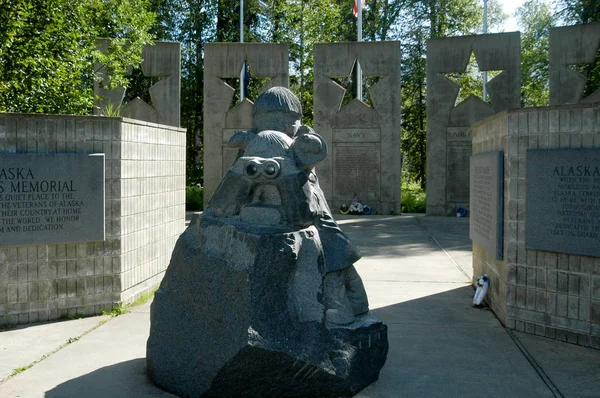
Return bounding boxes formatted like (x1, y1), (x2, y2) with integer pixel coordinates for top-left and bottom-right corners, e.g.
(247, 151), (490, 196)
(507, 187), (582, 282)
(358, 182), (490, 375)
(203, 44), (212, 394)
(353, 0), (366, 17)
(242, 60), (250, 99)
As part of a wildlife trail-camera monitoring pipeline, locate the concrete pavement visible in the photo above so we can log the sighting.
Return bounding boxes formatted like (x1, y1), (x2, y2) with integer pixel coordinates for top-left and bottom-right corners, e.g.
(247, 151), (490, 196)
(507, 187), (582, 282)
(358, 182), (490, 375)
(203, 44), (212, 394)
(1, 214), (599, 397)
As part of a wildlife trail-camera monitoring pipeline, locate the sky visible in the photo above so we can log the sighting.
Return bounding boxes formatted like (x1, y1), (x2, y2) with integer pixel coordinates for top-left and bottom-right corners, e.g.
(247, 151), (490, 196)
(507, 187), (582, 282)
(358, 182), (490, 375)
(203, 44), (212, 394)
(498, 0), (525, 32)
(497, 0), (550, 32)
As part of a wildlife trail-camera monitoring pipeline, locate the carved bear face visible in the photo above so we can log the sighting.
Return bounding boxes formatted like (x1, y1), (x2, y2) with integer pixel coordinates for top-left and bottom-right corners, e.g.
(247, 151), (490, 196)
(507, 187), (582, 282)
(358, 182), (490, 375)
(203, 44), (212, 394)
(207, 130), (329, 229)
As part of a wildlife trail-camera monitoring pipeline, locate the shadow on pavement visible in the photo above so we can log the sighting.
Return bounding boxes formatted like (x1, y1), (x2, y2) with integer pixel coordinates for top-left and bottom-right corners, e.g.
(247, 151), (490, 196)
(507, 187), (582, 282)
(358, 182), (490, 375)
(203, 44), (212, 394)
(45, 358), (175, 398)
(44, 286), (562, 398)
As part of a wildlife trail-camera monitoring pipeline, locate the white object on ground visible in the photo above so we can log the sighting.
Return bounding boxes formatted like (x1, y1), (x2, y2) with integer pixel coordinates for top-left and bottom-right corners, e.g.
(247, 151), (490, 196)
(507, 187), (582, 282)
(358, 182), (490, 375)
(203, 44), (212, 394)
(473, 275), (490, 306)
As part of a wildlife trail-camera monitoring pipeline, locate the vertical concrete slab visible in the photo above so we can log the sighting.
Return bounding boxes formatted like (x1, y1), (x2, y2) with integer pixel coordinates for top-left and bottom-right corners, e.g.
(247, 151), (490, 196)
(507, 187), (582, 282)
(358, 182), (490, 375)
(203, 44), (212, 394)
(94, 40), (181, 127)
(426, 33), (521, 216)
(549, 23), (600, 106)
(314, 42), (402, 215)
(203, 43), (289, 206)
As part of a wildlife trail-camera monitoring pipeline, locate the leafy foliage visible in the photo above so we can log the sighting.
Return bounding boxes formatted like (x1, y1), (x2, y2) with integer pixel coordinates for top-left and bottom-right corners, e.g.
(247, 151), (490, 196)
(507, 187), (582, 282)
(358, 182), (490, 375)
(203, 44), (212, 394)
(0, 0), (155, 115)
(555, 0), (600, 99)
(398, 0), (505, 188)
(0, 1), (95, 114)
(186, 185), (204, 211)
(517, 0), (555, 107)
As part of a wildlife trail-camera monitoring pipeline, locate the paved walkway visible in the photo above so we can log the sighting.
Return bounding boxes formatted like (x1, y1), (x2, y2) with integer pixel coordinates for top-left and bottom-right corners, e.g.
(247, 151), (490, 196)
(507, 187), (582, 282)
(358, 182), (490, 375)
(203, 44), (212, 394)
(1, 215), (599, 397)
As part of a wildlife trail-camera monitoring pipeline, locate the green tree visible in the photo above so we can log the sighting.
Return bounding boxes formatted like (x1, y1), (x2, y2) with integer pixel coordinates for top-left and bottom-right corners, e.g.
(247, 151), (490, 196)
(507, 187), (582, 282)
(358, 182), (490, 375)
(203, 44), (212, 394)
(517, 0), (555, 107)
(0, 0), (155, 115)
(554, 0), (600, 98)
(398, 0), (505, 188)
(555, 0), (600, 24)
(259, 0), (352, 123)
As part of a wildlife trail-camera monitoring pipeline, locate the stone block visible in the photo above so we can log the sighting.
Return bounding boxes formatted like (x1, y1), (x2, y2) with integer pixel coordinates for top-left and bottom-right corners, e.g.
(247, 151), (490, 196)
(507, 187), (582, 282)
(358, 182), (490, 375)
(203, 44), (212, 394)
(525, 322), (535, 334)
(536, 290), (546, 312)
(148, 217), (387, 397)
(569, 274), (580, 296)
(549, 315), (590, 333)
(579, 298), (590, 321)
(593, 276), (600, 299)
(558, 254), (569, 271)
(516, 287), (527, 308)
(549, 23), (600, 105)
(95, 40), (181, 127)
(469, 151), (503, 259)
(557, 294), (568, 317)
(526, 267), (536, 288)
(427, 33), (520, 215)
(568, 295), (579, 319)
(315, 41), (401, 214)
(578, 334), (590, 346)
(535, 324), (546, 336)
(536, 269), (546, 289)
(558, 272), (569, 294)
(591, 300), (600, 324)
(526, 289), (536, 310)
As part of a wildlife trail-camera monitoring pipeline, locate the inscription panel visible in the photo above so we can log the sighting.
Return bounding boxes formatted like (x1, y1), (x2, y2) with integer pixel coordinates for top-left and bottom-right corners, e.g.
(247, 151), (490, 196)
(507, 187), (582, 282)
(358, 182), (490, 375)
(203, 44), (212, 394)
(446, 144), (471, 203)
(447, 127), (472, 142)
(332, 129), (381, 143)
(333, 146), (380, 201)
(470, 151), (504, 260)
(526, 149), (600, 257)
(0, 153), (105, 246)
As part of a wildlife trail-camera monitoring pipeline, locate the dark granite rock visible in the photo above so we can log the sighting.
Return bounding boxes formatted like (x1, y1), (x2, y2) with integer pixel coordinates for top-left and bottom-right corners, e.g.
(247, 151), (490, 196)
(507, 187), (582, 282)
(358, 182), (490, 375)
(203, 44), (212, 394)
(147, 87), (387, 397)
(147, 216), (388, 397)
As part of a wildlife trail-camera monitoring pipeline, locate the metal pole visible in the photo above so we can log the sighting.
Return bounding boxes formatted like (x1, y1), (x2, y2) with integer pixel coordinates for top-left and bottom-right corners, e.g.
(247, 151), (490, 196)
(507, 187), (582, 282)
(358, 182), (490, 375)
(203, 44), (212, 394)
(357, 0), (363, 101)
(240, 0), (245, 102)
(482, 0), (488, 102)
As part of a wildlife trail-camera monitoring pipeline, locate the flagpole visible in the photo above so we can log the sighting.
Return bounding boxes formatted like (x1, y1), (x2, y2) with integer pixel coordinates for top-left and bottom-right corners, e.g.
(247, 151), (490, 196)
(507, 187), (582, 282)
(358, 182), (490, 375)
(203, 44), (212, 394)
(482, 0), (488, 102)
(357, 0), (363, 101)
(240, 0), (245, 102)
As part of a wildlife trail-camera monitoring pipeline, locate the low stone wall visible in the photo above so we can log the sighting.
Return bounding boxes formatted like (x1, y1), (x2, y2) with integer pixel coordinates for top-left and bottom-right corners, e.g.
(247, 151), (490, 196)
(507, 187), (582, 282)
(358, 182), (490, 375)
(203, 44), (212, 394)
(0, 114), (185, 325)
(472, 104), (600, 348)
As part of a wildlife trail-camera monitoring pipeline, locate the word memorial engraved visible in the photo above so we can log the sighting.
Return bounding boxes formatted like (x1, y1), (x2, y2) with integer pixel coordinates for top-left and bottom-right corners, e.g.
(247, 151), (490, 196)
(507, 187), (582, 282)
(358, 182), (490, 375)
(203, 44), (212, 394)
(526, 149), (600, 258)
(470, 151), (504, 260)
(0, 153), (105, 246)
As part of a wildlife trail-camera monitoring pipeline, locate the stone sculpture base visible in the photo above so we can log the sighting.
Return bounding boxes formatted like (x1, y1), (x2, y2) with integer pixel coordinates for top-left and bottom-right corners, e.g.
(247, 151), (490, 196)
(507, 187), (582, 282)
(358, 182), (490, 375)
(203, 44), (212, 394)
(147, 215), (388, 397)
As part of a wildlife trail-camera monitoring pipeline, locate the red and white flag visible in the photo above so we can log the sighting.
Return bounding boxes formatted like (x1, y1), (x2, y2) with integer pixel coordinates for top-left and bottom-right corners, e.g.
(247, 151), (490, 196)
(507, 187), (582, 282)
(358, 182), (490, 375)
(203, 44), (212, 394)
(353, 0), (366, 17)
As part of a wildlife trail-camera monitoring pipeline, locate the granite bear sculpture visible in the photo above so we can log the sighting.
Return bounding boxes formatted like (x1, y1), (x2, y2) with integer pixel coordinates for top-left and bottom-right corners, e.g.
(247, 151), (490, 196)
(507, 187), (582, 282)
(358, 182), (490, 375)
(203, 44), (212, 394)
(147, 87), (388, 397)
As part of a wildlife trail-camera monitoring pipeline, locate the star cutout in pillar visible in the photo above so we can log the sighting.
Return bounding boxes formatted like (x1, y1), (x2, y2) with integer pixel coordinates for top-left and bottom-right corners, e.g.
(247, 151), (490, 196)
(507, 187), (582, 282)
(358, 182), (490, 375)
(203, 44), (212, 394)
(220, 61), (273, 112)
(571, 43), (600, 103)
(331, 59), (379, 109)
(123, 66), (165, 108)
(443, 52), (499, 107)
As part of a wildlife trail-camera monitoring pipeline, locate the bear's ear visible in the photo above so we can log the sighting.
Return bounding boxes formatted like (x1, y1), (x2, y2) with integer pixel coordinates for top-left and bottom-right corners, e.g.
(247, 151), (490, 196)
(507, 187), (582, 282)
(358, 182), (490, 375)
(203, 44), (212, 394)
(291, 132), (327, 170)
(228, 129), (257, 149)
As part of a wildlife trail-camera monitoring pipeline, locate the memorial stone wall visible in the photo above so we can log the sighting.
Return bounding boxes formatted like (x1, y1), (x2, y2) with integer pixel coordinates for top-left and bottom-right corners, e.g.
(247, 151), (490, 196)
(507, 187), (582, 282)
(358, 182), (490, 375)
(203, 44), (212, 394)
(0, 114), (186, 325)
(314, 42), (402, 214)
(426, 33), (521, 216)
(471, 104), (600, 348)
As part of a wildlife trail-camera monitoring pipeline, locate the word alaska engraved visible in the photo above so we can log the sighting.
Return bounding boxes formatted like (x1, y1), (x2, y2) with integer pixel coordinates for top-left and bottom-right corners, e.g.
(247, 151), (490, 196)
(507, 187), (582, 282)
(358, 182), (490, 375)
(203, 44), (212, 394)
(0, 153), (105, 246)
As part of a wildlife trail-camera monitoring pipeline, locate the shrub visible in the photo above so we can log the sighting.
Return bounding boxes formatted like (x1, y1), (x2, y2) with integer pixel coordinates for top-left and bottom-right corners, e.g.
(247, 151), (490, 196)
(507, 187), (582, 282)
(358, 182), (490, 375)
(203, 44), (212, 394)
(401, 183), (426, 213)
(186, 185), (204, 211)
